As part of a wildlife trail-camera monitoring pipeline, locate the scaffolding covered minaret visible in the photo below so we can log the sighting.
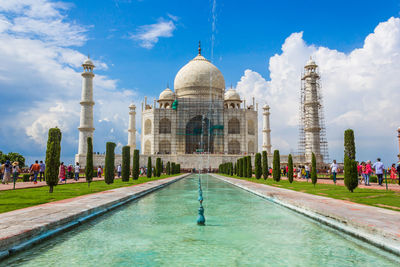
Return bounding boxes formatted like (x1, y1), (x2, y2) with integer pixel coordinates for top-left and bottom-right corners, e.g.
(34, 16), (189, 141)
(299, 58), (329, 164)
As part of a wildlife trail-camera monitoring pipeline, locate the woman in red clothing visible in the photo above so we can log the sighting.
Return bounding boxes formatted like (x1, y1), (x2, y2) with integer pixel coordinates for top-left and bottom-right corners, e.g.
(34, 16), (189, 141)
(390, 164), (397, 180)
(58, 162), (66, 183)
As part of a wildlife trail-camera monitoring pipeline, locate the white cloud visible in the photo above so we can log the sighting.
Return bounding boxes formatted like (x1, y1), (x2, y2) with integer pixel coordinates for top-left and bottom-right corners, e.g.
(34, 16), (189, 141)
(131, 17), (177, 49)
(236, 17), (400, 163)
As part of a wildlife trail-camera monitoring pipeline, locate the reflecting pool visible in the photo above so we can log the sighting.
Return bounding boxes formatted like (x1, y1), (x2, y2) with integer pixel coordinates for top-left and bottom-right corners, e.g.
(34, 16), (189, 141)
(3, 175), (399, 266)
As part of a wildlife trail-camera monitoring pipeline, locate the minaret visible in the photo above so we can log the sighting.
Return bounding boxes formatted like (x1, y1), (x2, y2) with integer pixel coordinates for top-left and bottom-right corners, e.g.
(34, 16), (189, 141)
(262, 104), (272, 154)
(128, 104), (136, 153)
(78, 57), (95, 155)
(302, 58), (321, 162)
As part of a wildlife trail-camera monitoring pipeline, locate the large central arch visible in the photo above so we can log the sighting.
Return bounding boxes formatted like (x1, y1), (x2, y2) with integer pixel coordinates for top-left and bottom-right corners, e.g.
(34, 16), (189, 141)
(185, 115), (213, 154)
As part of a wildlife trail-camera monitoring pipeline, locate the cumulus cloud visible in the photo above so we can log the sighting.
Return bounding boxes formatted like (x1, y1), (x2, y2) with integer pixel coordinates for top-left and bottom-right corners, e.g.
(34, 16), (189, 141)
(130, 17), (177, 49)
(0, 0), (139, 162)
(236, 17), (400, 162)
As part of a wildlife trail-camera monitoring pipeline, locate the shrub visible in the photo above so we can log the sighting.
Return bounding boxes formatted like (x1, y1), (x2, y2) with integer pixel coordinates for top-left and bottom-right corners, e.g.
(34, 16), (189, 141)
(105, 142), (116, 184)
(311, 152), (317, 186)
(177, 164), (181, 174)
(262, 151), (268, 180)
(242, 157), (247, 178)
(22, 174), (30, 182)
(273, 150), (281, 182)
(288, 154), (293, 183)
(85, 137), (94, 186)
(147, 157), (152, 178)
(45, 127), (62, 193)
(132, 149), (139, 180)
(156, 158), (162, 177)
(121, 146), (130, 182)
(255, 153), (262, 179)
(171, 162), (176, 174)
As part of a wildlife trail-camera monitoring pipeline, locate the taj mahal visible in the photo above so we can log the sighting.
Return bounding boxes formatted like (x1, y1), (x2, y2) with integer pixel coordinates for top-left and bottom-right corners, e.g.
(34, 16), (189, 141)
(75, 44), (326, 169)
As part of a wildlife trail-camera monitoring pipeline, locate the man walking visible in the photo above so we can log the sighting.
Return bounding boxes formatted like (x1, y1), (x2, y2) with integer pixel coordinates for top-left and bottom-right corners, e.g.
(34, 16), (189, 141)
(330, 160), (339, 184)
(30, 160), (40, 184)
(74, 162), (80, 181)
(39, 160), (45, 182)
(372, 158), (385, 186)
(117, 164), (122, 178)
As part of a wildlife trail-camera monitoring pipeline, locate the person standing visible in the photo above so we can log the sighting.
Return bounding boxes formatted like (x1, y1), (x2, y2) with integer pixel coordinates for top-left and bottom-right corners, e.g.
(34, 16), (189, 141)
(39, 160), (45, 182)
(390, 164), (397, 180)
(330, 160), (339, 184)
(12, 162), (20, 187)
(97, 166), (102, 178)
(74, 162), (80, 181)
(372, 158), (385, 186)
(305, 165), (310, 181)
(2, 160), (12, 184)
(117, 164), (122, 178)
(363, 160), (373, 186)
(30, 160), (40, 184)
(59, 162), (66, 183)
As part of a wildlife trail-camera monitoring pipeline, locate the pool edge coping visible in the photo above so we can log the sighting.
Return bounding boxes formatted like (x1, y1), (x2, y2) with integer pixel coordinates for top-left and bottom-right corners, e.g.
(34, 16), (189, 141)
(0, 173), (190, 261)
(212, 174), (400, 257)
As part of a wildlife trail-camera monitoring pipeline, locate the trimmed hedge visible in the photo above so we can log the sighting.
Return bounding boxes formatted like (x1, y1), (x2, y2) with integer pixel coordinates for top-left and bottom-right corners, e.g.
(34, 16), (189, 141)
(311, 152), (317, 186)
(147, 157), (152, 178)
(85, 137), (93, 186)
(262, 151), (268, 180)
(255, 153), (262, 179)
(273, 150), (281, 182)
(132, 149), (139, 180)
(288, 154), (293, 183)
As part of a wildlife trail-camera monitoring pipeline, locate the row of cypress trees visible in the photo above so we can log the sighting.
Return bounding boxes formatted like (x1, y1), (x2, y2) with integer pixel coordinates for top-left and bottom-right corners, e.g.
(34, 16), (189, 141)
(219, 162), (233, 175)
(145, 157), (181, 178)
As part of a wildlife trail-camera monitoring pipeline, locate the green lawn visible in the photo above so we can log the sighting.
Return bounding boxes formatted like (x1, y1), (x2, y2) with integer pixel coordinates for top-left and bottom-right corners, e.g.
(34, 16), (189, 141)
(0, 174), (181, 214)
(218, 174), (400, 212)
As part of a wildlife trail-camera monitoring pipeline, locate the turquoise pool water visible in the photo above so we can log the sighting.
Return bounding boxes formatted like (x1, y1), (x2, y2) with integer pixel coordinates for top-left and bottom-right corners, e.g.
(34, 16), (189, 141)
(3, 175), (399, 266)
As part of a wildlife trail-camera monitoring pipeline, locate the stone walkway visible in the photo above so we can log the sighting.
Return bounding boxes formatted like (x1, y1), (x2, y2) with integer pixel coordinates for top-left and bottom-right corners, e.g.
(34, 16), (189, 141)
(0, 174), (188, 260)
(213, 174), (400, 256)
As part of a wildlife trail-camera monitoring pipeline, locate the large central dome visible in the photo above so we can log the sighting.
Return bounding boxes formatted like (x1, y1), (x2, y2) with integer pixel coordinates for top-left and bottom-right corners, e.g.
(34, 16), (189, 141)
(174, 52), (225, 99)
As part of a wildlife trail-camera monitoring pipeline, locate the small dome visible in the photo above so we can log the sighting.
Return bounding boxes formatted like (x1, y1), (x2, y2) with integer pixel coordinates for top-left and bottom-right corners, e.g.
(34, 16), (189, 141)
(159, 87), (175, 100)
(224, 88), (241, 101)
(83, 58), (94, 66)
(263, 104), (270, 109)
(305, 58), (317, 67)
(174, 53), (225, 99)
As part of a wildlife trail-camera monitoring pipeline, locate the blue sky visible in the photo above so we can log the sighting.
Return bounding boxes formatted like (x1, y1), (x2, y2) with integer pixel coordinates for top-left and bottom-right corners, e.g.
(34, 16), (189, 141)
(1, 0), (400, 165)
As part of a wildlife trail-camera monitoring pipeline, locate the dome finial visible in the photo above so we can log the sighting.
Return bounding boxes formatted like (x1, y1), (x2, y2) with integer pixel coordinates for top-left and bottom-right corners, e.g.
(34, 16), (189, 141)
(167, 82), (169, 88)
(198, 41), (201, 55)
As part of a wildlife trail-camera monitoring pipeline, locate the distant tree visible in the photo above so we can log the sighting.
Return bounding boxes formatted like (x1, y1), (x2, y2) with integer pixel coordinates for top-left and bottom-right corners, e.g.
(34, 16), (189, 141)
(247, 156), (252, 178)
(287, 154), (293, 183)
(273, 150), (281, 182)
(166, 161), (171, 175)
(121, 146), (130, 182)
(344, 156), (358, 192)
(147, 157), (152, 178)
(262, 151), (268, 180)
(311, 152), (317, 186)
(177, 164), (181, 173)
(255, 153), (262, 179)
(85, 137), (94, 187)
(156, 158), (162, 177)
(344, 129), (356, 160)
(132, 149), (139, 180)
(243, 157), (248, 178)
(1, 152), (26, 167)
(45, 127), (62, 193)
(105, 142), (116, 184)
(171, 162), (176, 174)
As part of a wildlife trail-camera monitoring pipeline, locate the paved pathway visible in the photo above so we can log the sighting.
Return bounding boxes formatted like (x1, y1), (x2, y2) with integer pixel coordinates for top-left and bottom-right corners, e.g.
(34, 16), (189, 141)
(0, 174), (188, 259)
(213, 174), (400, 256)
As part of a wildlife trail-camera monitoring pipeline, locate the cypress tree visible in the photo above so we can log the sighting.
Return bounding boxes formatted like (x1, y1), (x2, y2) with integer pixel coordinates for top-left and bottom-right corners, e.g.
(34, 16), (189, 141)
(273, 150), (281, 182)
(177, 164), (181, 173)
(147, 157), (152, 178)
(121, 146), (130, 182)
(344, 156), (358, 192)
(156, 158), (162, 177)
(311, 152), (317, 186)
(255, 153), (262, 179)
(233, 162), (237, 175)
(262, 151), (268, 180)
(288, 154), (293, 183)
(171, 162), (176, 174)
(230, 162), (234, 176)
(166, 161), (171, 175)
(132, 149), (139, 180)
(243, 157), (247, 178)
(45, 127), (62, 193)
(344, 129), (356, 160)
(247, 156), (252, 178)
(85, 137), (93, 187)
(105, 142), (116, 184)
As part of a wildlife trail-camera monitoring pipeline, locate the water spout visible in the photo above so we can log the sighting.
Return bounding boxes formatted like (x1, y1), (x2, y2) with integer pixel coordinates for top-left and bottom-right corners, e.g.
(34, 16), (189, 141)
(197, 176), (206, 225)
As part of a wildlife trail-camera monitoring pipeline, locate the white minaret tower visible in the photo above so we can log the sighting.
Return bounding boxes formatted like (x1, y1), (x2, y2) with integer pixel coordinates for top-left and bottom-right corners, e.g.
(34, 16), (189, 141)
(128, 104), (136, 154)
(78, 57), (95, 155)
(262, 104), (272, 154)
(302, 58), (321, 162)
